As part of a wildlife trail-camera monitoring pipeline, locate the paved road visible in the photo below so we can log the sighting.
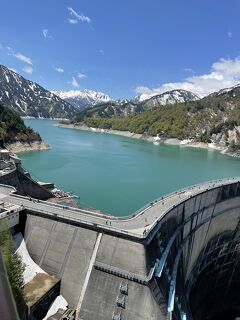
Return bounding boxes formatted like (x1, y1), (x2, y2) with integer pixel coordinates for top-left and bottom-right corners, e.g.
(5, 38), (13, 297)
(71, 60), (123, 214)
(1, 177), (239, 237)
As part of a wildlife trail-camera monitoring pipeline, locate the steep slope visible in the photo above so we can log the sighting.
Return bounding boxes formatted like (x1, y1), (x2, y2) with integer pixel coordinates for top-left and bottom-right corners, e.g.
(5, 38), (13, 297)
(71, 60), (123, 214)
(72, 85), (240, 152)
(0, 65), (78, 118)
(53, 89), (111, 110)
(0, 101), (42, 146)
(75, 89), (200, 119)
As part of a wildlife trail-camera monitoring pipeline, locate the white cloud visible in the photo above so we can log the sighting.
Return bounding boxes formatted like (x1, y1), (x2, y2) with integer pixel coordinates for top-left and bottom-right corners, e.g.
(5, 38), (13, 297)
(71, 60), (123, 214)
(228, 31), (233, 38)
(43, 29), (48, 38)
(67, 7), (91, 24)
(99, 49), (104, 55)
(6, 46), (13, 53)
(22, 65), (33, 74)
(71, 76), (79, 88)
(55, 67), (64, 73)
(42, 28), (52, 38)
(69, 19), (78, 24)
(15, 53), (33, 65)
(77, 72), (86, 79)
(135, 57), (240, 98)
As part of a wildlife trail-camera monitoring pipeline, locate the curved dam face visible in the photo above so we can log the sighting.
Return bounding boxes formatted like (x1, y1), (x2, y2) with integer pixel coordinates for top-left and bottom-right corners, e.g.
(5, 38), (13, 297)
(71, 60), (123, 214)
(148, 181), (240, 320)
(7, 178), (240, 319)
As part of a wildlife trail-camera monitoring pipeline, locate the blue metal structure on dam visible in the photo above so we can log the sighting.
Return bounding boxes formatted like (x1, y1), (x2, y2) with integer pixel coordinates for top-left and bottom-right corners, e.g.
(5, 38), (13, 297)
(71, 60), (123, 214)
(1, 178), (240, 319)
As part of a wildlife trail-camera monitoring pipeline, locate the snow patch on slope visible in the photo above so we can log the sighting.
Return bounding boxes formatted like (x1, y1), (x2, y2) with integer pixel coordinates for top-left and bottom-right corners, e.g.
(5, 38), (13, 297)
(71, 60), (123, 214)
(42, 295), (68, 320)
(14, 232), (46, 285)
(136, 89), (200, 104)
(53, 89), (111, 109)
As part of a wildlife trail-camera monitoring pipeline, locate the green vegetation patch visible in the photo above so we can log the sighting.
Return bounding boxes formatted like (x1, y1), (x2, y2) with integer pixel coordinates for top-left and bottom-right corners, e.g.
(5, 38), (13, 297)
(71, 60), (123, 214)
(0, 220), (25, 317)
(0, 101), (41, 146)
(72, 88), (240, 148)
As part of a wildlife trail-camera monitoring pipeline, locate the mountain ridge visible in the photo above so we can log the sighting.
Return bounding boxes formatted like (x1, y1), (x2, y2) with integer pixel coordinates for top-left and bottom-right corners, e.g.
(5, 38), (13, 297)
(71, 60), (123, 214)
(70, 84), (240, 155)
(52, 89), (111, 110)
(0, 65), (78, 119)
(74, 89), (200, 119)
(135, 89), (200, 103)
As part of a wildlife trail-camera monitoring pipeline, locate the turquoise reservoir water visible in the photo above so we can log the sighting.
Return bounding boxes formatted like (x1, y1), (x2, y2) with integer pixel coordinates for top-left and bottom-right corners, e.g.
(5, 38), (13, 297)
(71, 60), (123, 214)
(20, 119), (240, 216)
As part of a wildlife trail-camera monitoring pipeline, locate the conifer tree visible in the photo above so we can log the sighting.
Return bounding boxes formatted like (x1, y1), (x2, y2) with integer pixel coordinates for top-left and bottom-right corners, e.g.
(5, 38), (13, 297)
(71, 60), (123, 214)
(0, 219), (25, 316)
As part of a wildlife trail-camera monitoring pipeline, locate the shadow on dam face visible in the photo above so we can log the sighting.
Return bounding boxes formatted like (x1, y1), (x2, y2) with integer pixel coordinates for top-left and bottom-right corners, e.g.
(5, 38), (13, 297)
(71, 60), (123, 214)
(188, 233), (240, 320)
(147, 182), (240, 320)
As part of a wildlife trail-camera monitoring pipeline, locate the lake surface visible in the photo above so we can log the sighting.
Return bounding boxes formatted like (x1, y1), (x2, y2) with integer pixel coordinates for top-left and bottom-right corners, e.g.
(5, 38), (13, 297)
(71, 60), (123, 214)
(20, 119), (240, 216)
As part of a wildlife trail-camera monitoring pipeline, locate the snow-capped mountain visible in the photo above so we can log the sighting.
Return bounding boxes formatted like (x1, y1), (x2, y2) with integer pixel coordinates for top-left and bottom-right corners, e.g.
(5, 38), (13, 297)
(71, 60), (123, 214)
(76, 89), (201, 119)
(53, 90), (112, 110)
(0, 65), (78, 118)
(136, 89), (200, 104)
(208, 84), (240, 97)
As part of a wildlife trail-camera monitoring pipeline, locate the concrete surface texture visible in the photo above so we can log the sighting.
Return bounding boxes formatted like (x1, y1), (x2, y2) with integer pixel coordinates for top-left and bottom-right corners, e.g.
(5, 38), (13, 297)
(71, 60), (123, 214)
(24, 214), (98, 308)
(1, 178), (240, 319)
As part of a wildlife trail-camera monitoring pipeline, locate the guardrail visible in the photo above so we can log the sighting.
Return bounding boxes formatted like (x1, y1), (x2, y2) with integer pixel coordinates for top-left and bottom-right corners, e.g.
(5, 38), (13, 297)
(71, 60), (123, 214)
(0, 183), (17, 194)
(144, 177), (240, 242)
(117, 176), (240, 221)
(22, 204), (143, 240)
(7, 177), (240, 241)
(11, 193), (117, 220)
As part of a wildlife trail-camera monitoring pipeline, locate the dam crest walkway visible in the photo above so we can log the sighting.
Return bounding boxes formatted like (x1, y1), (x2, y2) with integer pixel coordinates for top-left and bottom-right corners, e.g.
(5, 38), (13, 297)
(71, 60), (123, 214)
(0, 177), (239, 241)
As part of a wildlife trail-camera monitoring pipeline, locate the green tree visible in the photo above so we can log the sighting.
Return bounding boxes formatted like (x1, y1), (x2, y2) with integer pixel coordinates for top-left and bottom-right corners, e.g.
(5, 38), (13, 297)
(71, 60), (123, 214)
(0, 220), (25, 316)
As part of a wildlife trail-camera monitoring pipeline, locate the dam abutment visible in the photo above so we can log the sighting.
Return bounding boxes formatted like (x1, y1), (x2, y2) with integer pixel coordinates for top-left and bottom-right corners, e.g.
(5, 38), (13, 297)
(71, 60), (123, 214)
(1, 179), (240, 319)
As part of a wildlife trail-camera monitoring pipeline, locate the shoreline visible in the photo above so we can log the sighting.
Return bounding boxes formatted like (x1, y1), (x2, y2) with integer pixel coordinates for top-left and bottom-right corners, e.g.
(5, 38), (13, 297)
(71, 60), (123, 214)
(57, 123), (239, 158)
(21, 116), (68, 121)
(5, 140), (50, 154)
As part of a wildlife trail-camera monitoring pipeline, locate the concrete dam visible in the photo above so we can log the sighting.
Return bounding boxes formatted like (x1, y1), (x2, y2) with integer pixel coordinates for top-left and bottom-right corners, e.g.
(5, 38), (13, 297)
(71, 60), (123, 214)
(1, 177), (240, 320)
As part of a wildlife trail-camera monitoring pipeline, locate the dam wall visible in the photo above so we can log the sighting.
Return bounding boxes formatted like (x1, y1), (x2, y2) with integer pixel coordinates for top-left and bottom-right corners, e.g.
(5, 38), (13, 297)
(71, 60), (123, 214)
(6, 178), (240, 319)
(0, 169), (52, 200)
(148, 182), (240, 319)
(24, 214), (166, 319)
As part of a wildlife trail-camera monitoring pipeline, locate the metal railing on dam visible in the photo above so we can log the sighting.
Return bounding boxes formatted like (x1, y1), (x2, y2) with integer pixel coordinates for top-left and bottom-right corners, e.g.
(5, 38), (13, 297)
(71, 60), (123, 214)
(1, 177), (240, 242)
(2, 178), (240, 319)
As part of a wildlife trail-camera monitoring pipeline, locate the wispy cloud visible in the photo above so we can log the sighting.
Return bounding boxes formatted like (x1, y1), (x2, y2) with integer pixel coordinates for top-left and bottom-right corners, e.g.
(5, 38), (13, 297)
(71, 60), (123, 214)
(15, 53), (33, 65)
(135, 57), (240, 98)
(99, 49), (104, 55)
(77, 72), (86, 79)
(184, 68), (194, 73)
(71, 76), (79, 88)
(42, 28), (52, 38)
(67, 7), (91, 24)
(228, 31), (233, 38)
(6, 46), (13, 53)
(69, 19), (78, 24)
(22, 65), (33, 74)
(54, 67), (64, 73)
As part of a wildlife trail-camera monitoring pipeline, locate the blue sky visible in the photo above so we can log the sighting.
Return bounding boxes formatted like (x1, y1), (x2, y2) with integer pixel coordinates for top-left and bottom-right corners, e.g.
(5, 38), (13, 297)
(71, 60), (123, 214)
(0, 0), (240, 99)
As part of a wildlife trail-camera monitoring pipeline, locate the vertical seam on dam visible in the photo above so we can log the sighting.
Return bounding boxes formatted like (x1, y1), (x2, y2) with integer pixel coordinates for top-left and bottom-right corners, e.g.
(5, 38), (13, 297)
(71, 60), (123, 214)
(75, 232), (103, 318)
(39, 221), (57, 267)
(59, 227), (78, 277)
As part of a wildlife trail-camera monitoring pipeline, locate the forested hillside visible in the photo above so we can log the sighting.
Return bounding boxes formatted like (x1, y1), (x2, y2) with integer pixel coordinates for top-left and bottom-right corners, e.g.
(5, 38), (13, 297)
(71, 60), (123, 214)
(0, 101), (41, 147)
(72, 85), (240, 149)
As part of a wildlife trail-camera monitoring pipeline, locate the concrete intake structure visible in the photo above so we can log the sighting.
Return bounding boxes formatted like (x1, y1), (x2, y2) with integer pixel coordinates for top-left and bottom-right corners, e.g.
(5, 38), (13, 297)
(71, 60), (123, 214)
(1, 178), (240, 319)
